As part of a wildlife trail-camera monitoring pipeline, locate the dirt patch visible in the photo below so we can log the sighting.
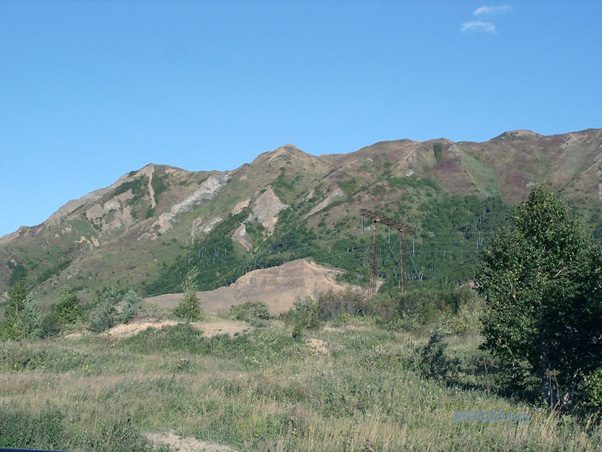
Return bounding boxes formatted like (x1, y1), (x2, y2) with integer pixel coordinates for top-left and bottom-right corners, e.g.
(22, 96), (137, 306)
(104, 319), (179, 339)
(198, 321), (254, 338)
(144, 259), (351, 315)
(145, 431), (236, 452)
(102, 319), (253, 340)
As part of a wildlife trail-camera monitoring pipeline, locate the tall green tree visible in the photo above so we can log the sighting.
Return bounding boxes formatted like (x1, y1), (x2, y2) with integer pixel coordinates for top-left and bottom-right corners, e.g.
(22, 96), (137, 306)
(54, 290), (80, 325)
(3, 280), (28, 339)
(5, 280), (28, 322)
(88, 288), (121, 333)
(1, 280), (42, 341)
(11, 294), (42, 340)
(476, 186), (602, 406)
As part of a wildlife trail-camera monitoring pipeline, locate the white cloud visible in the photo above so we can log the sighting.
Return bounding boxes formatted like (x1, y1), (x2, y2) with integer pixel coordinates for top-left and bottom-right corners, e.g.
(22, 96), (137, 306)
(474, 5), (512, 16)
(461, 21), (496, 33)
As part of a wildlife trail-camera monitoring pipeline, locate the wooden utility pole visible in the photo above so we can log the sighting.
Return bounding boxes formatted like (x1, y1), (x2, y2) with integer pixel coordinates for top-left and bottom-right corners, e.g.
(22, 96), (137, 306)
(360, 209), (416, 296)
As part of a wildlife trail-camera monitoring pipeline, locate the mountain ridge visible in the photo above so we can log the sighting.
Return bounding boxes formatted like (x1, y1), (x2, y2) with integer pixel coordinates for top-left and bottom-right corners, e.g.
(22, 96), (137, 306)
(2, 128), (601, 305)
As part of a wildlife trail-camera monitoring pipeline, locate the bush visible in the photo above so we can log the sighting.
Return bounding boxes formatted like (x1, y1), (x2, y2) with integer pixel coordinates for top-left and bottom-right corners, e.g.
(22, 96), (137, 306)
(38, 311), (62, 339)
(316, 288), (368, 320)
(121, 324), (298, 367)
(229, 301), (272, 322)
(0, 342), (46, 371)
(582, 368), (602, 412)
(3, 293), (43, 340)
(370, 287), (480, 333)
(122, 323), (205, 354)
(447, 291), (484, 335)
(120, 290), (143, 323)
(289, 297), (321, 339)
(284, 289), (370, 336)
(2, 280), (29, 340)
(88, 302), (118, 333)
(87, 289), (121, 333)
(88, 289), (143, 333)
(477, 186), (602, 405)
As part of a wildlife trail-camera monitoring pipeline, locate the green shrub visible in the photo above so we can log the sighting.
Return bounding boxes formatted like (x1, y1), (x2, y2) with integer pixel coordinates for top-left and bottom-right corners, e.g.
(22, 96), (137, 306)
(447, 291), (484, 335)
(2, 280), (28, 339)
(370, 287), (480, 333)
(151, 172), (168, 196)
(3, 293), (43, 340)
(316, 288), (368, 320)
(433, 142), (444, 164)
(88, 302), (118, 333)
(120, 289), (143, 323)
(0, 342), (46, 371)
(88, 289), (143, 333)
(582, 368), (602, 412)
(229, 301), (272, 322)
(289, 297), (321, 338)
(38, 311), (62, 339)
(87, 289), (120, 333)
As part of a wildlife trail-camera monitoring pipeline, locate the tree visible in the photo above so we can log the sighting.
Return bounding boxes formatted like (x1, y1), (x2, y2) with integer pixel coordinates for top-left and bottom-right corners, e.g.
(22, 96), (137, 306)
(120, 289), (143, 323)
(5, 280), (28, 327)
(54, 290), (80, 326)
(88, 288), (144, 333)
(88, 288), (121, 333)
(476, 186), (602, 406)
(2, 280), (41, 340)
(174, 266), (202, 321)
(11, 294), (42, 339)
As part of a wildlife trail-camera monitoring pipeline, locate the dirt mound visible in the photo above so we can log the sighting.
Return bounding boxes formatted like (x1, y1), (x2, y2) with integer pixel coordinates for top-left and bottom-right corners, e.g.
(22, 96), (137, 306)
(144, 259), (350, 315)
(102, 319), (253, 339)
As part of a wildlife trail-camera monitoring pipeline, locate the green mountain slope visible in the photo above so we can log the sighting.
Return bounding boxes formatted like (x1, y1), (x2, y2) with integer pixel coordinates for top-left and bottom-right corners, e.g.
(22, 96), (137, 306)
(1, 129), (601, 306)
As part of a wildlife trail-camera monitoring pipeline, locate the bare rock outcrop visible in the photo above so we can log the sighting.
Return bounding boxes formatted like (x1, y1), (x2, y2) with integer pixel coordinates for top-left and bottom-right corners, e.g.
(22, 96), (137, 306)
(249, 186), (287, 233)
(153, 173), (230, 234)
(304, 187), (344, 219)
(232, 223), (252, 250)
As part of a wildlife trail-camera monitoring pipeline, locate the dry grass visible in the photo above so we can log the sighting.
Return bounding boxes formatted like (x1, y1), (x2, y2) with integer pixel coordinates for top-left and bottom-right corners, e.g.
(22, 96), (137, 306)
(1, 318), (601, 451)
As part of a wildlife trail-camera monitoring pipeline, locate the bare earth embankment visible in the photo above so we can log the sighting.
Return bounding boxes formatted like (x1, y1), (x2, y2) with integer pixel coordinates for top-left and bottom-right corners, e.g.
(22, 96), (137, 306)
(144, 259), (350, 315)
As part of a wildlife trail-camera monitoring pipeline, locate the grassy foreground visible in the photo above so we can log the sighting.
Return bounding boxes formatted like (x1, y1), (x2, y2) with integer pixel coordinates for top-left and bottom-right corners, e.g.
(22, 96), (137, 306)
(1, 317), (601, 452)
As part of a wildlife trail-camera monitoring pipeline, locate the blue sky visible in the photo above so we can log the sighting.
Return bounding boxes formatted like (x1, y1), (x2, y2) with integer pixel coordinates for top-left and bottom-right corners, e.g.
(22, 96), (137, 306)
(1, 1), (601, 237)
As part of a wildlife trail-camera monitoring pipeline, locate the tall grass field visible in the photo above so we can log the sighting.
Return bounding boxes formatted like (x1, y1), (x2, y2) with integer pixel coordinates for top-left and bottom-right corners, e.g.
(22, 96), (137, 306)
(1, 307), (601, 451)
